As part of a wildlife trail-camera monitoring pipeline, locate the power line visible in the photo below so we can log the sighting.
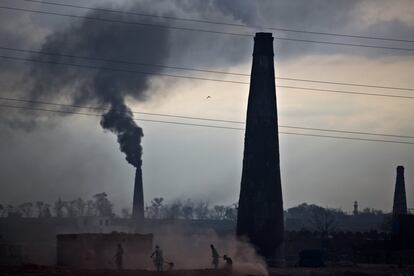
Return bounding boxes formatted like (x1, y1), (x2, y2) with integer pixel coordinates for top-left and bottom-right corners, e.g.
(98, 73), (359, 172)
(23, 0), (414, 44)
(0, 54), (249, 84)
(0, 46), (252, 76)
(277, 77), (414, 92)
(2, 45), (414, 92)
(0, 103), (413, 145)
(277, 85), (414, 99)
(2, 5), (414, 52)
(1, 96), (414, 140)
(1, 54), (414, 100)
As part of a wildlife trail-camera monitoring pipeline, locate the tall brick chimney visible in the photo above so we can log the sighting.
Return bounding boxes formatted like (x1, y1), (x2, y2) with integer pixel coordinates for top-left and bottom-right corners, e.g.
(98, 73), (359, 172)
(393, 166), (407, 216)
(132, 167), (144, 222)
(237, 32), (284, 263)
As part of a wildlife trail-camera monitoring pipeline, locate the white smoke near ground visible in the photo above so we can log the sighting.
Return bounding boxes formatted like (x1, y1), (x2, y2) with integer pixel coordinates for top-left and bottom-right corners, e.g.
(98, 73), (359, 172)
(148, 222), (268, 275)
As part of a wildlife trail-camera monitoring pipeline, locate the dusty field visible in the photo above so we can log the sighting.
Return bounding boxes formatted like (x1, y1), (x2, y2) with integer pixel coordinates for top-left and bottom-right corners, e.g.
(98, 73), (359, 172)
(1, 264), (413, 276)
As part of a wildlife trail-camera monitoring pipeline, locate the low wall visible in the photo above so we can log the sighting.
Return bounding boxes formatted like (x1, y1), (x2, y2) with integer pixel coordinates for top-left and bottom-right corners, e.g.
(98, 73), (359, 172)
(57, 233), (153, 269)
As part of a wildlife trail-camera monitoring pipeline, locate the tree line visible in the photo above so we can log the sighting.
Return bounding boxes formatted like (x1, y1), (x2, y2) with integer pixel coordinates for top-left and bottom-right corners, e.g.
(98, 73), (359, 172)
(0, 195), (392, 231)
(0, 192), (113, 218)
(0, 194), (238, 221)
(143, 198), (238, 221)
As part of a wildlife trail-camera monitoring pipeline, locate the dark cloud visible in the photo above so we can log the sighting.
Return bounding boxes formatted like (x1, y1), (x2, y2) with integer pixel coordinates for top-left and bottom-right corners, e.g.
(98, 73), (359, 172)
(0, 0), (413, 209)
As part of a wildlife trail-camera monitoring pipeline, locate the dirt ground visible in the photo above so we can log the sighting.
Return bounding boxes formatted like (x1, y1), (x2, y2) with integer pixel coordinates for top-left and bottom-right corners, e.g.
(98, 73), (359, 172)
(1, 264), (413, 276)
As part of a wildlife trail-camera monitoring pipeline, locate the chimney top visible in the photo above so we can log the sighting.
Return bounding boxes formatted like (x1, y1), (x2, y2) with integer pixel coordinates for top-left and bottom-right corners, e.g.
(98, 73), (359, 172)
(253, 32), (274, 57)
(255, 32), (273, 38)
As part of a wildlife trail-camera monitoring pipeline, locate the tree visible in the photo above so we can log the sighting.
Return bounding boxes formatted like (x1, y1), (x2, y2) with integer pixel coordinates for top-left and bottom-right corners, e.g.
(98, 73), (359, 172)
(6, 205), (15, 216)
(93, 193), (113, 217)
(224, 204), (237, 221)
(43, 204), (52, 218)
(310, 206), (336, 248)
(121, 208), (131, 218)
(54, 198), (65, 218)
(194, 201), (209, 219)
(165, 201), (183, 220)
(65, 200), (78, 217)
(146, 198), (164, 219)
(19, 202), (34, 217)
(310, 207), (337, 234)
(212, 205), (226, 220)
(379, 214), (392, 232)
(182, 200), (194, 220)
(86, 200), (96, 216)
(75, 198), (86, 216)
(36, 201), (44, 217)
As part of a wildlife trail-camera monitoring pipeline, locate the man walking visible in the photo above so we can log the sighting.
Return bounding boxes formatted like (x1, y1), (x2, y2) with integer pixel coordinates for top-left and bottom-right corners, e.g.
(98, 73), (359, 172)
(210, 244), (220, 269)
(114, 243), (124, 270)
(151, 245), (164, 272)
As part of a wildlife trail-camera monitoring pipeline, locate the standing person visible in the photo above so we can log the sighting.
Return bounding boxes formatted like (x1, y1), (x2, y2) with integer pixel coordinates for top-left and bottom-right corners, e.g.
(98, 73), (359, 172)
(210, 244), (220, 269)
(114, 243), (124, 270)
(150, 245), (164, 272)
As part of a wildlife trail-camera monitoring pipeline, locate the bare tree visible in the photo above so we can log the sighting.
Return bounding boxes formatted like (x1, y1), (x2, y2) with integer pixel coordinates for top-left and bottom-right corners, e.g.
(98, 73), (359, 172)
(310, 207), (336, 233)
(43, 204), (52, 218)
(310, 206), (336, 248)
(93, 193), (113, 217)
(86, 200), (96, 216)
(224, 204), (238, 221)
(75, 198), (86, 216)
(121, 208), (131, 218)
(146, 198), (164, 219)
(165, 201), (183, 220)
(54, 198), (65, 218)
(64, 200), (78, 217)
(0, 204), (4, 217)
(36, 201), (44, 217)
(212, 205), (226, 220)
(19, 202), (34, 217)
(194, 201), (209, 219)
(182, 199), (194, 220)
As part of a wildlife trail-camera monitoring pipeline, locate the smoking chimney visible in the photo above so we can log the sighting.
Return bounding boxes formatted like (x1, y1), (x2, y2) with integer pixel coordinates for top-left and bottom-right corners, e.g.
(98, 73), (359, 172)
(393, 166), (407, 216)
(353, 201), (359, 215)
(132, 167), (144, 222)
(237, 33), (284, 264)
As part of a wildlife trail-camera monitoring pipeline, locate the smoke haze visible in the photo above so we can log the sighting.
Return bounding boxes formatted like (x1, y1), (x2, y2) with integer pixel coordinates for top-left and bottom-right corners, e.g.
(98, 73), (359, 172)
(0, 0), (413, 212)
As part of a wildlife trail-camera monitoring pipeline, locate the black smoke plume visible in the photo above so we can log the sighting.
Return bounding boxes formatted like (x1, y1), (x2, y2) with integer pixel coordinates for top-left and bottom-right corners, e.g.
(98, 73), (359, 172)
(101, 101), (143, 168)
(19, 0), (264, 166)
(24, 3), (171, 167)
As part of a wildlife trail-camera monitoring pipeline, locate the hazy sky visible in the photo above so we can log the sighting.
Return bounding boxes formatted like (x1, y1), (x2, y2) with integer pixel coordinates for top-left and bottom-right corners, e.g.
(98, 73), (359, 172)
(0, 0), (413, 213)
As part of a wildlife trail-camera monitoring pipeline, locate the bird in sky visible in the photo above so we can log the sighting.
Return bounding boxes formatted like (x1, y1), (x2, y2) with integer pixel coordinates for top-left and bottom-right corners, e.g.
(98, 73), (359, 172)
(206, 96), (211, 99)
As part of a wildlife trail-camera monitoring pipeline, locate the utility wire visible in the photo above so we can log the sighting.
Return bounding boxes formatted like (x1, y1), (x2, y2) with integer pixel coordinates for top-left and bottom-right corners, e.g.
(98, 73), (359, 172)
(1, 54), (414, 100)
(277, 85), (414, 99)
(1, 95), (414, 140)
(2, 6), (414, 52)
(2, 45), (413, 92)
(0, 54), (248, 84)
(0, 103), (413, 145)
(23, 0), (414, 43)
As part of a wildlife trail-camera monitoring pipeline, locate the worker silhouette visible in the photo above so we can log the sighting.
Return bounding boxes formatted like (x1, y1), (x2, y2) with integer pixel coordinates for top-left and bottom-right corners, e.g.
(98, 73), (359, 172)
(210, 244), (220, 269)
(150, 245), (164, 272)
(223, 254), (233, 270)
(114, 243), (123, 270)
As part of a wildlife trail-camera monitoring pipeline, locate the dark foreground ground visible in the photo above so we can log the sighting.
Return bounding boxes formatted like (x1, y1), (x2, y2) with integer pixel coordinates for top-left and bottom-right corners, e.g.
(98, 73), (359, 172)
(1, 264), (414, 276)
